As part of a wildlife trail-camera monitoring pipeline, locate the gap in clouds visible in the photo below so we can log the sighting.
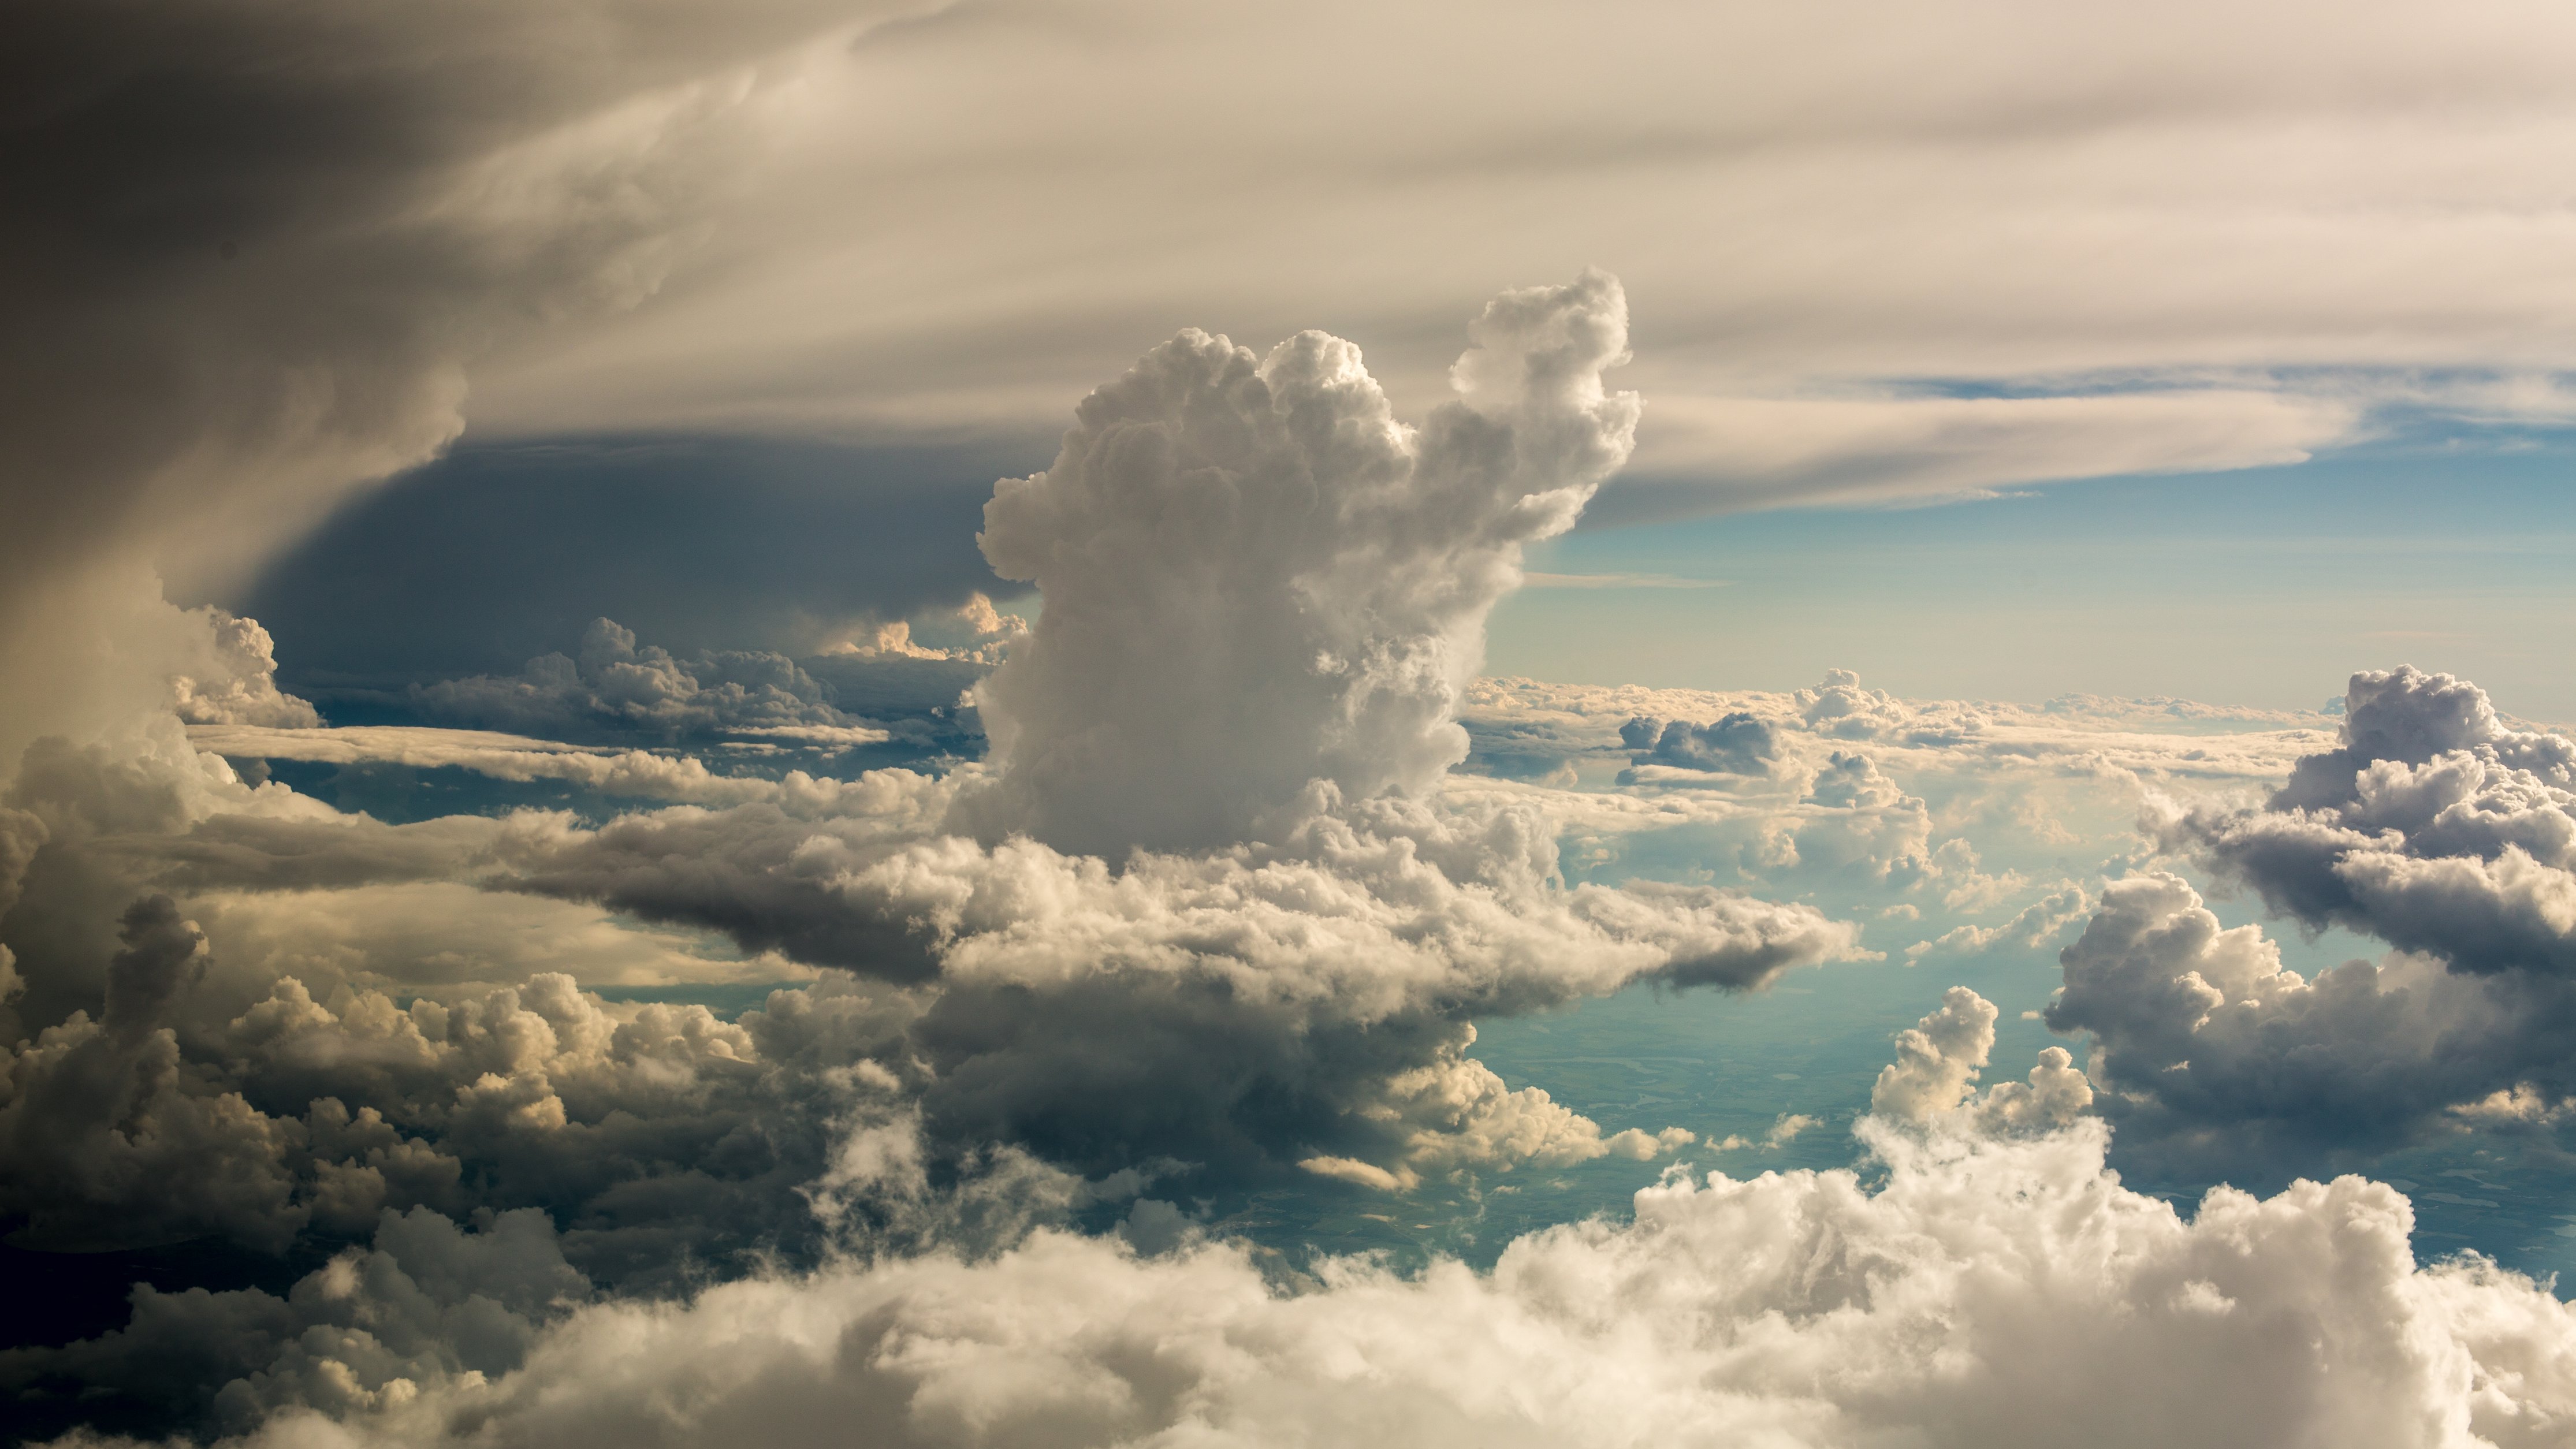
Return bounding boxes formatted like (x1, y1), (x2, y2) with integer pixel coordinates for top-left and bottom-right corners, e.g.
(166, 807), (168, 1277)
(1503, 436), (2576, 719)
(214, 433), (1045, 695)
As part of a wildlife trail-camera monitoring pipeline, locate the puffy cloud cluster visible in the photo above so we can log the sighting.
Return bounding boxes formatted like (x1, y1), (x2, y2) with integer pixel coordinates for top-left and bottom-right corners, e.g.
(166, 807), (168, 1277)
(0, 902), (933, 1286)
(2047, 871), (2576, 1178)
(1619, 711), (1778, 777)
(956, 271), (1639, 859)
(1465, 671), (2322, 786)
(1785, 751), (1935, 883)
(0, 1204), (591, 1441)
(411, 619), (887, 748)
(2174, 666), (2576, 974)
(2031, 669), (2576, 1174)
(1871, 984), (2092, 1133)
(99, 774), (1858, 1198)
(167, 610), (321, 730)
(26, 1000), (2575, 1449)
(826, 594), (1027, 666)
(1797, 668), (1991, 747)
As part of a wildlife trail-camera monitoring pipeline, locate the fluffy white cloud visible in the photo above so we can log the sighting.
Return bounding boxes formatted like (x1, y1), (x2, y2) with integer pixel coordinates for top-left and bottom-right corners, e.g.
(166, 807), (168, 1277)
(104, 778), (1856, 1194)
(41, 997), (2571, 1449)
(956, 271), (1639, 858)
(168, 610), (321, 730)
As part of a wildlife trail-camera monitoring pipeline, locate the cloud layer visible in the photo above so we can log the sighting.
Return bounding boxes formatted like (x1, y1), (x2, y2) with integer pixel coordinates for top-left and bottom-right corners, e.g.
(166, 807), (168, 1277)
(18, 996), (2572, 1449)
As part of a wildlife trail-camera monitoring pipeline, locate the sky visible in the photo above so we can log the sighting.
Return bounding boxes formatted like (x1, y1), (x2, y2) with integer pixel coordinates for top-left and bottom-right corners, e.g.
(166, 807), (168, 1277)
(8, 2), (2576, 1446)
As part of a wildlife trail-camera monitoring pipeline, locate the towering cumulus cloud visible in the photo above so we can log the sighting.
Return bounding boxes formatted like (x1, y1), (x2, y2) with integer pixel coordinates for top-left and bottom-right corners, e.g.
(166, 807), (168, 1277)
(961, 271), (1639, 858)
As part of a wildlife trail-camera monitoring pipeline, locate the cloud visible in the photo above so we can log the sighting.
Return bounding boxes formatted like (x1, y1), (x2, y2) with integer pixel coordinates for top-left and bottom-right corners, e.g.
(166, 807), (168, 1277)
(2169, 666), (2576, 976)
(954, 270), (1640, 859)
(24, 1001), (2572, 1449)
(0, 281), (1872, 1271)
(0, 927), (917, 1284)
(136, 784), (1856, 1190)
(1591, 387), (2358, 526)
(407, 619), (884, 749)
(2045, 870), (2576, 1180)
(0, 896), (310, 1253)
(1618, 712), (1779, 776)
(1461, 671), (2330, 800)
(452, 0), (2576, 521)
(0, 1204), (590, 1441)
(230, 436), (1023, 684)
(187, 724), (795, 806)
(1872, 984), (2093, 1133)
(2024, 667), (2576, 1172)
(167, 610), (321, 730)
(0, 0), (929, 768)
(1907, 884), (2093, 960)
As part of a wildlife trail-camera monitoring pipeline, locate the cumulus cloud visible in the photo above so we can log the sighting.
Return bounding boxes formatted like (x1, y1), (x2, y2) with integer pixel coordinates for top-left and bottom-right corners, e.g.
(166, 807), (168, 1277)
(0, 923), (921, 1286)
(2013, 669), (2576, 1173)
(825, 594), (1026, 666)
(410, 619), (888, 749)
(2171, 665), (2576, 975)
(955, 270), (1639, 858)
(1618, 712), (1778, 776)
(2046, 870), (2576, 1179)
(1872, 985), (2093, 1134)
(0, 1204), (591, 1441)
(25, 1003), (2571, 1449)
(113, 779), (1856, 1194)
(0, 896), (311, 1253)
(167, 610), (320, 729)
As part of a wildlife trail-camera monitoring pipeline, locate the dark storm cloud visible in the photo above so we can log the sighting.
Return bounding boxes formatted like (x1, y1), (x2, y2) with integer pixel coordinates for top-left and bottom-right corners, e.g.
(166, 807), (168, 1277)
(2038, 668), (2576, 1179)
(229, 437), (1026, 691)
(0, 0), (904, 612)
(1620, 712), (1778, 775)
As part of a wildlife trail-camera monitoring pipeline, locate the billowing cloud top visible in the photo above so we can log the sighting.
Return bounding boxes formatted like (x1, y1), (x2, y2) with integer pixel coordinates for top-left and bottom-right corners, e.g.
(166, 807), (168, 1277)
(961, 271), (1639, 858)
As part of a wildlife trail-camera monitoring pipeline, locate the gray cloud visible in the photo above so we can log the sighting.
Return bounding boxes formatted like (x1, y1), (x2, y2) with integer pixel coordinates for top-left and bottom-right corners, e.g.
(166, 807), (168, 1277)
(2046, 870), (2576, 1181)
(1620, 712), (1778, 776)
(230, 436), (1022, 688)
(0, 0), (913, 768)
(409, 619), (874, 747)
(2016, 671), (2576, 1176)
(2171, 667), (2576, 978)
